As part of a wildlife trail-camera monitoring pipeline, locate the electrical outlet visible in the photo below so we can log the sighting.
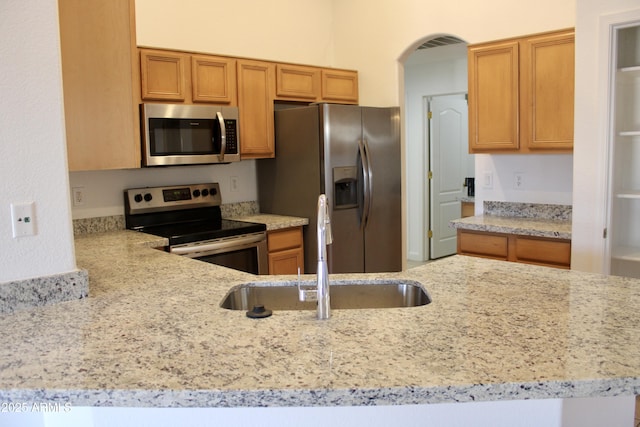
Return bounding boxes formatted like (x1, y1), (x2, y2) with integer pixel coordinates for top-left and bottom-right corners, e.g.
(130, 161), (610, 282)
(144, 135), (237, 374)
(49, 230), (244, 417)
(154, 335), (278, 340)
(230, 176), (239, 193)
(11, 202), (36, 237)
(514, 173), (525, 190)
(72, 187), (85, 206)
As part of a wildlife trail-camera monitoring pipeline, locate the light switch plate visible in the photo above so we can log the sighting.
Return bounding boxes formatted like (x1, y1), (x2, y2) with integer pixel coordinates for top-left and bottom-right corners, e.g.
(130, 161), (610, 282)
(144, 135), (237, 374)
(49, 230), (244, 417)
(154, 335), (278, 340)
(483, 172), (493, 189)
(11, 202), (36, 237)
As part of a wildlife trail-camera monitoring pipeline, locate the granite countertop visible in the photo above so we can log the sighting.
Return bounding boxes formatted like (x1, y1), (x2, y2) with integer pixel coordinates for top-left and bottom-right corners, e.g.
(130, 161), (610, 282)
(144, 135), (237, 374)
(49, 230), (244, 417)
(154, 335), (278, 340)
(450, 201), (572, 239)
(0, 230), (638, 408)
(229, 213), (309, 231)
(450, 215), (572, 239)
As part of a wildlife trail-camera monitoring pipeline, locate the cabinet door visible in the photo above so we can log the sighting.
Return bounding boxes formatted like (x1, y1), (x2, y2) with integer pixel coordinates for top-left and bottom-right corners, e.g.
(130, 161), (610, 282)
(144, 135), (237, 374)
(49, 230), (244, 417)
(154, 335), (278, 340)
(468, 41), (520, 152)
(140, 49), (186, 101)
(457, 230), (508, 259)
(267, 227), (304, 275)
(513, 235), (571, 268)
(237, 59), (275, 158)
(191, 55), (236, 104)
(521, 30), (574, 150)
(276, 64), (320, 101)
(321, 69), (359, 104)
(268, 248), (304, 275)
(59, 0), (141, 171)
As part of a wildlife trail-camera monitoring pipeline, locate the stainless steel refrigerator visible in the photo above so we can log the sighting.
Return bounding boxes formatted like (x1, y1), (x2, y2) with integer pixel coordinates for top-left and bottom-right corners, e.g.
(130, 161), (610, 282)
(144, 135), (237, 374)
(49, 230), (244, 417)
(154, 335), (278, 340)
(257, 103), (401, 274)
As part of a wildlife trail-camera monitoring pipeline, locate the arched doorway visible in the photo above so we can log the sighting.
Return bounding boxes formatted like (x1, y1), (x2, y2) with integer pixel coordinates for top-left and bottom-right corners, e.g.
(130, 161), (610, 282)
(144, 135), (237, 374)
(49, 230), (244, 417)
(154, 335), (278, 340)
(402, 35), (474, 264)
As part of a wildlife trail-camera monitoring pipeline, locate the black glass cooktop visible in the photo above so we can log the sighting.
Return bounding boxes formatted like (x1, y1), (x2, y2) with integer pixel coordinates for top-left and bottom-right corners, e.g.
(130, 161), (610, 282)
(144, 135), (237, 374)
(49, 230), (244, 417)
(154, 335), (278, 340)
(139, 219), (266, 246)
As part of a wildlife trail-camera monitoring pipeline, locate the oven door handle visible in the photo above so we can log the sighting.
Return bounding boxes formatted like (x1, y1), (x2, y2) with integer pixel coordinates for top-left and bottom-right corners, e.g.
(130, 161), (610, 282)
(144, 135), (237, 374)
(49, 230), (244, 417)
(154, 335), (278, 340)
(169, 233), (265, 256)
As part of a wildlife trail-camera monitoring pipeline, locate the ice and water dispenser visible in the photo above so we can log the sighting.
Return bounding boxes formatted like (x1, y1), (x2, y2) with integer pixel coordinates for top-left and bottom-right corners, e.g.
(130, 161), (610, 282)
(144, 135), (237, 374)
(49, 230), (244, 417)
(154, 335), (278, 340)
(333, 166), (358, 209)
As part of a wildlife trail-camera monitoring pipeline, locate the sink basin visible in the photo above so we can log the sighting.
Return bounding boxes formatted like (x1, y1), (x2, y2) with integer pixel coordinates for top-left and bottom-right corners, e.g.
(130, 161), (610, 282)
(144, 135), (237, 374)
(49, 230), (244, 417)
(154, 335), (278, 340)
(220, 279), (431, 311)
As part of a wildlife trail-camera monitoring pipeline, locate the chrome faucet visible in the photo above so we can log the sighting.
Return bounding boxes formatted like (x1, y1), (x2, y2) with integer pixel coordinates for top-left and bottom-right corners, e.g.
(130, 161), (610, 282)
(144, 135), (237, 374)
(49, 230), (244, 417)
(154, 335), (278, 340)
(298, 194), (332, 319)
(316, 194), (332, 319)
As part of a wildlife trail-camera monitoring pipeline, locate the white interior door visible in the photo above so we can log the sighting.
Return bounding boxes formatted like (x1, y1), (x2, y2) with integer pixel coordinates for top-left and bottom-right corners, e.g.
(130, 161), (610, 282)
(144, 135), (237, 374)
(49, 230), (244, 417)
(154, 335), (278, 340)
(429, 94), (469, 259)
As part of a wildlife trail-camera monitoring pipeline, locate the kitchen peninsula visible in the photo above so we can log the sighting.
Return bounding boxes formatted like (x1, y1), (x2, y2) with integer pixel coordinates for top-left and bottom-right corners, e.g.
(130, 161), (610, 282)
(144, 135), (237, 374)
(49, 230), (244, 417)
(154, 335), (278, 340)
(0, 229), (638, 425)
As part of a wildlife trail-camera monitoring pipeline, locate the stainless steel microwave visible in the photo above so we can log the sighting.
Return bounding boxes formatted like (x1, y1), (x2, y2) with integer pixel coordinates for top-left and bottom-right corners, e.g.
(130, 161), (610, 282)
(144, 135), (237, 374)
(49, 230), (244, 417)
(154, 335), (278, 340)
(141, 103), (240, 167)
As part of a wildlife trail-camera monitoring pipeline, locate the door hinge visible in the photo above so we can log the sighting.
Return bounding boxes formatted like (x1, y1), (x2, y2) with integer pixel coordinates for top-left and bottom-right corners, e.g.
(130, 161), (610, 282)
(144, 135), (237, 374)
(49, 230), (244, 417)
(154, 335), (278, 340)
(603, 228), (608, 239)
(428, 171), (433, 180)
(427, 111), (432, 119)
(428, 230), (433, 238)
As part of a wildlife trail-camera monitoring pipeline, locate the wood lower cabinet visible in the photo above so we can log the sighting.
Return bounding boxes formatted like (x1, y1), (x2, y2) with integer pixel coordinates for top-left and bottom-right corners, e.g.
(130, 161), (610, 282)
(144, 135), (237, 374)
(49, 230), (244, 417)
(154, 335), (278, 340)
(237, 59), (276, 159)
(468, 28), (574, 153)
(457, 229), (571, 269)
(267, 227), (304, 275)
(59, 0), (141, 171)
(461, 202), (475, 218)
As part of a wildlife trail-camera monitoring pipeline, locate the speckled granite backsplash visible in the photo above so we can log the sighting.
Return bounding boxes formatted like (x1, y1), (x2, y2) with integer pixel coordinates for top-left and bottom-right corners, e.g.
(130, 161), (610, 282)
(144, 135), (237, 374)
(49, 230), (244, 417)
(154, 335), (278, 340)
(73, 201), (260, 236)
(220, 201), (259, 218)
(484, 201), (572, 221)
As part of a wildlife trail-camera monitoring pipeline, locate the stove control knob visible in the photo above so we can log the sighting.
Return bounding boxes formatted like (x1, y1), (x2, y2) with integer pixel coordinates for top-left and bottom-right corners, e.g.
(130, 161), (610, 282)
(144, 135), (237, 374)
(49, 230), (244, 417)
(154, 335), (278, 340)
(143, 193), (153, 202)
(134, 194), (143, 203)
(210, 187), (218, 196)
(202, 189), (209, 197)
(193, 189), (201, 198)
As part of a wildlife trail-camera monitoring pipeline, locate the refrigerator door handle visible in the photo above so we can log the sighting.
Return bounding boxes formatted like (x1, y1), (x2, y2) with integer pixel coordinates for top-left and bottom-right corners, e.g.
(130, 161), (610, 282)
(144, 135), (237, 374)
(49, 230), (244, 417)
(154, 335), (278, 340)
(358, 138), (373, 229)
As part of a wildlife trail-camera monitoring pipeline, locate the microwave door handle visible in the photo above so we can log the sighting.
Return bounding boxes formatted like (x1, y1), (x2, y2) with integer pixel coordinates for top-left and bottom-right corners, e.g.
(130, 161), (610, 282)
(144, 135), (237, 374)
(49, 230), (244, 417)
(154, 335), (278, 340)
(216, 112), (226, 162)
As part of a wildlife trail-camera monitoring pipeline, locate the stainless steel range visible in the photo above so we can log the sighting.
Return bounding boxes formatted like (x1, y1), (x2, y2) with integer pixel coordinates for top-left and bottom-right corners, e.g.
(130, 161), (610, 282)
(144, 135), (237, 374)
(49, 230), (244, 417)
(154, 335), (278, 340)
(124, 183), (268, 274)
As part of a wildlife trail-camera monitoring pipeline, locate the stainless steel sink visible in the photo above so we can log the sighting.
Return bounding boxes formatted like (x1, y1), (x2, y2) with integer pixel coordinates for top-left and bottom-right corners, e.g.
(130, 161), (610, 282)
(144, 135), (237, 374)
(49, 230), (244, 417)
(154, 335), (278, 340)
(220, 279), (431, 311)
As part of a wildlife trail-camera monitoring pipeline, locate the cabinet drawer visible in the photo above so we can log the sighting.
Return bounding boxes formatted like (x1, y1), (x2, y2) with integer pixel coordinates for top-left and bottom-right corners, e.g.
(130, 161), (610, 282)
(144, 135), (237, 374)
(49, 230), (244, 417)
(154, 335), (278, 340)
(514, 236), (571, 267)
(267, 227), (303, 252)
(458, 231), (508, 259)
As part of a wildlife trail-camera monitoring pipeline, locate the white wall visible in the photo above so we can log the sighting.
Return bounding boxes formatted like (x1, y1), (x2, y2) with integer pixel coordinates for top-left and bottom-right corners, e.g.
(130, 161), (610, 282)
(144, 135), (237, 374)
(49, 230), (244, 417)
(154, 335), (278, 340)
(5, 396), (635, 427)
(135, 0), (334, 66)
(475, 154), (574, 210)
(572, 0), (640, 273)
(0, 0), (76, 282)
(70, 162), (257, 219)
(331, 0), (576, 106)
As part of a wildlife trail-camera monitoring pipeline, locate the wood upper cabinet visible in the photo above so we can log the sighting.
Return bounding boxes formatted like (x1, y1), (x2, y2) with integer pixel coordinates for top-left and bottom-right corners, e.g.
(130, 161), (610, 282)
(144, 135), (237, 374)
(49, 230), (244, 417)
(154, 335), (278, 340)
(140, 49), (186, 101)
(237, 59), (276, 159)
(59, 0), (141, 171)
(520, 31), (575, 150)
(468, 29), (574, 153)
(140, 48), (236, 104)
(468, 41), (520, 151)
(275, 64), (359, 104)
(321, 69), (359, 104)
(276, 64), (321, 101)
(276, 64), (358, 104)
(191, 54), (236, 103)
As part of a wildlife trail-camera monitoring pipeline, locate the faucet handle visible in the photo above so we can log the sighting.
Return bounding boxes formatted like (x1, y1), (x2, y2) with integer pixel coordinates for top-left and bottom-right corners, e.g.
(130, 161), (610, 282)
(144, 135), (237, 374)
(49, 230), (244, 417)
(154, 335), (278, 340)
(297, 267), (318, 302)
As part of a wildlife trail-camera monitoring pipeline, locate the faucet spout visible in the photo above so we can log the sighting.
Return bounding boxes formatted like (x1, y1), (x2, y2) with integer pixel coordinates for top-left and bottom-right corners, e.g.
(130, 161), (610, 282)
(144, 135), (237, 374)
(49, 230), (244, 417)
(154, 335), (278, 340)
(316, 194), (331, 320)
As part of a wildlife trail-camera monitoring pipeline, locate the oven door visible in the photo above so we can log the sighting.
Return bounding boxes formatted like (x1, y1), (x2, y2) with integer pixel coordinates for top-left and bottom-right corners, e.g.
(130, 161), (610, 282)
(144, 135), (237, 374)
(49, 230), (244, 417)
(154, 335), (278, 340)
(170, 232), (268, 275)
